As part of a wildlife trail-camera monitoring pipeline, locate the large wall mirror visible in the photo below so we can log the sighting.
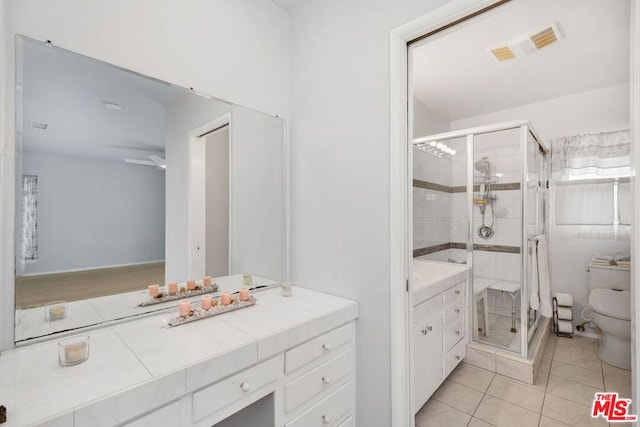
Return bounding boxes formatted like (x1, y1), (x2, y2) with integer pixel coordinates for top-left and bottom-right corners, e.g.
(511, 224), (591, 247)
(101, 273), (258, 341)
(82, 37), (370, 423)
(14, 36), (286, 343)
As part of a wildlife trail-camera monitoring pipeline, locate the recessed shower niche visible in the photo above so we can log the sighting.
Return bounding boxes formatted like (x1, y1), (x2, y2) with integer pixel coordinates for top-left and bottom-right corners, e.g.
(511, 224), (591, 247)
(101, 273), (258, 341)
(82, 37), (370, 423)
(413, 121), (549, 357)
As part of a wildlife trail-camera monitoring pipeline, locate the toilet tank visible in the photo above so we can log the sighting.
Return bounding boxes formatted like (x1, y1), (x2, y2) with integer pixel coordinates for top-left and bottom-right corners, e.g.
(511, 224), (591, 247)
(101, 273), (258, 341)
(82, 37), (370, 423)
(588, 263), (631, 291)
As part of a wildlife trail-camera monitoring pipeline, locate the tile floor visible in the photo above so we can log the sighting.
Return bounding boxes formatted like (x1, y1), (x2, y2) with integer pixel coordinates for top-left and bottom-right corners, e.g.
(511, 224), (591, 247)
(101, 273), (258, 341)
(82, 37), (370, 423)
(415, 334), (633, 427)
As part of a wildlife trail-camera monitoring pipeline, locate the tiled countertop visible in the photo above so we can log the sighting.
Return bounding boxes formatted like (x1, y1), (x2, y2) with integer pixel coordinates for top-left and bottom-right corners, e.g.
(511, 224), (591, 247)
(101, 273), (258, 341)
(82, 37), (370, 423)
(413, 259), (469, 305)
(0, 286), (358, 427)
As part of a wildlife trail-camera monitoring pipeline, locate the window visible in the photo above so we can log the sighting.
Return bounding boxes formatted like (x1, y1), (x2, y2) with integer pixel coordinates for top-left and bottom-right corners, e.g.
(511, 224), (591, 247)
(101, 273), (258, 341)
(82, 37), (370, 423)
(21, 174), (38, 261)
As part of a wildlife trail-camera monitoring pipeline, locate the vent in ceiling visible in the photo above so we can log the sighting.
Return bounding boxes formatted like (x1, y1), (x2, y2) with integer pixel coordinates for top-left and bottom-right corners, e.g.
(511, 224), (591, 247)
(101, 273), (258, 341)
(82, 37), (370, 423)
(487, 22), (563, 62)
(531, 24), (561, 50)
(489, 46), (516, 62)
(31, 122), (48, 130)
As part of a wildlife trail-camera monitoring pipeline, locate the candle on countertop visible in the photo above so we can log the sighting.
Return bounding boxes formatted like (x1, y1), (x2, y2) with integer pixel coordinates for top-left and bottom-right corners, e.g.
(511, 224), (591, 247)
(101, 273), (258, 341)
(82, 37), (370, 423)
(187, 280), (197, 291)
(168, 282), (178, 295)
(65, 342), (88, 364)
(201, 295), (213, 310)
(243, 274), (253, 285)
(203, 276), (212, 286)
(220, 292), (232, 305)
(58, 336), (90, 366)
(281, 282), (292, 297)
(148, 284), (160, 297)
(239, 288), (250, 301)
(49, 305), (67, 320)
(179, 299), (192, 316)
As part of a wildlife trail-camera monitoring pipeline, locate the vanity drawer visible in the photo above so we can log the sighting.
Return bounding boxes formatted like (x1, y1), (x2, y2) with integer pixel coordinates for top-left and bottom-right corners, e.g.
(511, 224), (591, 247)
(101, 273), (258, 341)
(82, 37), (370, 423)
(443, 298), (464, 327)
(192, 355), (281, 422)
(286, 323), (352, 373)
(286, 380), (353, 427)
(443, 317), (465, 352)
(285, 348), (352, 413)
(444, 281), (465, 305)
(122, 401), (181, 427)
(414, 294), (443, 326)
(444, 339), (466, 378)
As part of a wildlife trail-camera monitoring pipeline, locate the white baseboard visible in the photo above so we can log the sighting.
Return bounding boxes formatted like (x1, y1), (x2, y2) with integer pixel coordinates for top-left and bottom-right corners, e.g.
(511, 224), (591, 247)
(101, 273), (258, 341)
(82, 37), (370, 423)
(19, 259), (165, 277)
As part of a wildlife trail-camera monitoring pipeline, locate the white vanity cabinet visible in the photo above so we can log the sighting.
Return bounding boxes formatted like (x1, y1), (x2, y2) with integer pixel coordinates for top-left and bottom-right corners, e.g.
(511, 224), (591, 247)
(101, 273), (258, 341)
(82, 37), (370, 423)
(0, 287), (358, 427)
(413, 278), (467, 412)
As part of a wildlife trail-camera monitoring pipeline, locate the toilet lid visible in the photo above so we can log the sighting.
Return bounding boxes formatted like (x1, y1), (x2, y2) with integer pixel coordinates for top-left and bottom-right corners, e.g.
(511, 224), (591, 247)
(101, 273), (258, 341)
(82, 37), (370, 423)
(589, 289), (631, 320)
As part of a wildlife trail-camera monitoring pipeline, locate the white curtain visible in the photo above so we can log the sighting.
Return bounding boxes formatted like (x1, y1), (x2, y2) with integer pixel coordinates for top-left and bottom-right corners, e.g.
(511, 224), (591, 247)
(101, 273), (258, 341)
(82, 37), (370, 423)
(551, 129), (630, 179)
(551, 130), (630, 240)
(20, 175), (38, 266)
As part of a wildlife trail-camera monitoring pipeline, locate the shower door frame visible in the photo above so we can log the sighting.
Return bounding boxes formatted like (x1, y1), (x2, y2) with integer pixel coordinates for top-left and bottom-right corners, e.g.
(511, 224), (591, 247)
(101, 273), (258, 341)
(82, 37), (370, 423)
(416, 120), (546, 358)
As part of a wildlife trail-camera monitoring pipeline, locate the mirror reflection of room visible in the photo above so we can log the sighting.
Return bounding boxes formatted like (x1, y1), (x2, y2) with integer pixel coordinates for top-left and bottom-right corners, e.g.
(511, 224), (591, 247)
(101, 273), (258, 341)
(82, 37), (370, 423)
(13, 36), (286, 343)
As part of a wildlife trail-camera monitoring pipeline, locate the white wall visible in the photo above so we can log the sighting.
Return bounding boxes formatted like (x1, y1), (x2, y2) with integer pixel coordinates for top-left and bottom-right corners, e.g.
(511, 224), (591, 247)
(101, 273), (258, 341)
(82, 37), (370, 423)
(288, 1), (451, 424)
(1, 0), (290, 347)
(19, 152), (165, 275)
(452, 84), (631, 328)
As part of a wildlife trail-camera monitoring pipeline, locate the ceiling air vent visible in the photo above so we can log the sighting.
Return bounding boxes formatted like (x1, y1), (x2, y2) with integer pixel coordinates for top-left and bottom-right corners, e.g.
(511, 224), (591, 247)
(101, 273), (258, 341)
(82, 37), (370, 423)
(531, 23), (562, 50)
(31, 122), (48, 130)
(489, 45), (516, 62)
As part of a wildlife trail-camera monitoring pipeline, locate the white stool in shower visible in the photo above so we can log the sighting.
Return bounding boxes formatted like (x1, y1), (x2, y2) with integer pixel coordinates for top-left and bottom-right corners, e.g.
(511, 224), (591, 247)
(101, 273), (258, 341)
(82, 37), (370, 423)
(473, 278), (492, 337)
(487, 281), (521, 333)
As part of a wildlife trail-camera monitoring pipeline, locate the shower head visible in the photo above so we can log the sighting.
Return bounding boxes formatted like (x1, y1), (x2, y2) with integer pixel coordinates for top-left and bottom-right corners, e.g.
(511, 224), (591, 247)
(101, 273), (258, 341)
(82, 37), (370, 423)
(474, 157), (491, 177)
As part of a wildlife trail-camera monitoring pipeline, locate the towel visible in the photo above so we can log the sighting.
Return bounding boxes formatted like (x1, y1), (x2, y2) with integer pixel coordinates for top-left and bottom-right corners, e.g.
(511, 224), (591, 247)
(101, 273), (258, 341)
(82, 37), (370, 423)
(536, 235), (553, 317)
(529, 238), (540, 311)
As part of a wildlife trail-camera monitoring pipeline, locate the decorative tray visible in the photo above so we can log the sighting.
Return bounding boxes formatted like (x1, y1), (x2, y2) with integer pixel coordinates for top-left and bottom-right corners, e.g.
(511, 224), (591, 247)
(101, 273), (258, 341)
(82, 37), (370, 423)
(164, 296), (257, 328)
(137, 283), (219, 307)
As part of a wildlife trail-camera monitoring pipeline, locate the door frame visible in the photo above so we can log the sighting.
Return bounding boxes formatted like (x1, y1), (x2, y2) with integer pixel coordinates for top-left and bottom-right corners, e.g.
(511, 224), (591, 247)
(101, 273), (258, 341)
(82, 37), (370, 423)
(187, 113), (232, 279)
(389, 0), (640, 424)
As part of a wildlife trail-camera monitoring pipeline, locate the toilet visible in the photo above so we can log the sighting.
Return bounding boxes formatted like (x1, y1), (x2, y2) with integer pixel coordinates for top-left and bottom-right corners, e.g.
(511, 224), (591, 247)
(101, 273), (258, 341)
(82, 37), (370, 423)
(587, 263), (631, 369)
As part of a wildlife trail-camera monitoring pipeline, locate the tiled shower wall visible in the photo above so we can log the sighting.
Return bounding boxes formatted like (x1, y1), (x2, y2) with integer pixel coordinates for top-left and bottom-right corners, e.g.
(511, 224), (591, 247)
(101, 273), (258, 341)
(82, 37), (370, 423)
(413, 129), (525, 316)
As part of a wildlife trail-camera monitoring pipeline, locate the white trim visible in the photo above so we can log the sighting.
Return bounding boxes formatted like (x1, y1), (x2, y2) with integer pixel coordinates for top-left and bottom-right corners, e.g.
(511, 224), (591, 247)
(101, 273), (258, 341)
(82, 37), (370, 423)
(18, 260), (166, 277)
(389, 2), (514, 425)
(630, 0), (640, 413)
(187, 113), (232, 280)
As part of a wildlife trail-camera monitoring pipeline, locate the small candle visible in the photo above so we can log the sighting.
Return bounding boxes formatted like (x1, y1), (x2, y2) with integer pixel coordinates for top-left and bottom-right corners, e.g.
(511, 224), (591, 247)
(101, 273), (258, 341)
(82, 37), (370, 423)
(148, 284), (160, 297)
(179, 299), (192, 316)
(58, 336), (90, 366)
(44, 301), (67, 321)
(243, 274), (253, 285)
(201, 295), (213, 310)
(220, 292), (232, 305)
(49, 306), (66, 320)
(168, 282), (178, 295)
(203, 276), (212, 286)
(239, 288), (250, 301)
(187, 280), (197, 291)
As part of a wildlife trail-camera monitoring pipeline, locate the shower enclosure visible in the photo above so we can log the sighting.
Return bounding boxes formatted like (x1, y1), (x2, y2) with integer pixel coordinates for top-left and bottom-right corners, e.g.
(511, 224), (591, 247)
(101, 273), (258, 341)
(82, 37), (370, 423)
(413, 120), (548, 358)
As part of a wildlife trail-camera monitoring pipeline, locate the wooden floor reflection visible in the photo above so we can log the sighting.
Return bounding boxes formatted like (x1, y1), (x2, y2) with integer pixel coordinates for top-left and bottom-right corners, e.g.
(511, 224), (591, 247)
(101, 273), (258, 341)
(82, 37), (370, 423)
(15, 262), (165, 308)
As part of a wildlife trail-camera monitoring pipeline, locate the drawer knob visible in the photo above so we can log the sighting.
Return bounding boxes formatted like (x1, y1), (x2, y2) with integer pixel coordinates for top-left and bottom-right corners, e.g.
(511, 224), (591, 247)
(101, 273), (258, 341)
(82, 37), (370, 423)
(240, 382), (251, 392)
(322, 415), (331, 424)
(455, 355), (461, 360)
(455, 308), (460, 314)
(322, 343), (332, 352)
(322, 376), (331, 385)
(455, 290), (461, 295)
(455, 330), (460, 336)
(421, 325), (432, 335)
